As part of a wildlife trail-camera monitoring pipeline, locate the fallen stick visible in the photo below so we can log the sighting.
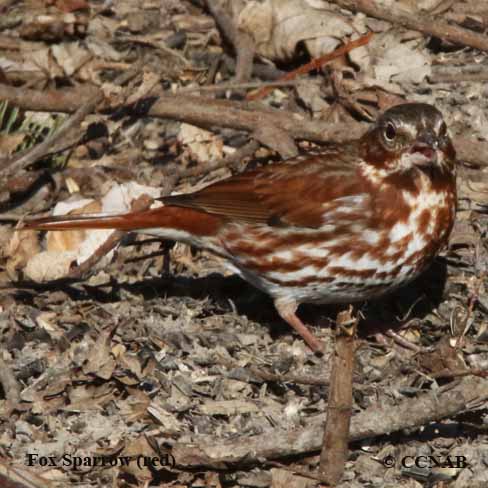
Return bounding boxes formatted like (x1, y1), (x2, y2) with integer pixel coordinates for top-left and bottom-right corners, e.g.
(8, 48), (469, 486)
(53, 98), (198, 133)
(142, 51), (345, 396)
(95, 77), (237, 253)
(206, 0), (255, 83)
(319, 308), (357, 485)
(171, 375), (488, 468)
(247, 32), (373, 101)
(328, 0), (488, 53)
(0, 84), (484, 166)
(0, 83), (367, 149)
(0, 93), (102, 176)
(0, 355), (20, 409)
(148, 94), (364, 144)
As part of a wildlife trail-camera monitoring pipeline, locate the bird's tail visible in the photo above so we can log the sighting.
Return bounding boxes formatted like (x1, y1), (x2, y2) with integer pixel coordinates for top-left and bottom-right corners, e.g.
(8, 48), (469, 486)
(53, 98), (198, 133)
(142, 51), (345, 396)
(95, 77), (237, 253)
(22, 206), (223, 236)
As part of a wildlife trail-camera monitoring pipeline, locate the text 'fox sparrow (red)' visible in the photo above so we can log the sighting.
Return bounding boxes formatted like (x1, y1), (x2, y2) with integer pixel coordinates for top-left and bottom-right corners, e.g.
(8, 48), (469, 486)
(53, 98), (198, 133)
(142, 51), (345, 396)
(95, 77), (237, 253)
(24, 103), (457, 352)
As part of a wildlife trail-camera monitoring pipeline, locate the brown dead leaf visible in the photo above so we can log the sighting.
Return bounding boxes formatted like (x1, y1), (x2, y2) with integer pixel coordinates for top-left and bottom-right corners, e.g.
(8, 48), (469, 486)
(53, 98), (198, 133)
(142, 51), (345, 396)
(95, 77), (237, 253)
(0, 133), (27, 156)
(0, 461), (57, 488)
(19, 11), (88, 41)
(271, 467), (315, 488)
(24, 250), (77, 282)
(351, 31), (431, 91)
(237, 0), (353, 61)
(55, 0), (90, 13)
(51, 41), (92, 77)
(146, 401), (183, 433)
(21, 182), (161, 282)
(459, 177), (488, 205)
(66, 383), (116, 412)
(178, 123), (224, 163)
(46, 200), (102, 253)
(6, 228), (40, 280)
(118, 352), (143, 380)
(82, 330), (116, 380)
(119, 436), (155, 483)
(417, 336), (467, 376)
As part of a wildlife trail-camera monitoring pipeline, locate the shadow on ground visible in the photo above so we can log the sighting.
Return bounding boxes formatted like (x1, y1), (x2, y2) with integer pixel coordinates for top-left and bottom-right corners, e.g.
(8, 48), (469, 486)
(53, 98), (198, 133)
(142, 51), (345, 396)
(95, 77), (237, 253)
(11, 258), (448, 343)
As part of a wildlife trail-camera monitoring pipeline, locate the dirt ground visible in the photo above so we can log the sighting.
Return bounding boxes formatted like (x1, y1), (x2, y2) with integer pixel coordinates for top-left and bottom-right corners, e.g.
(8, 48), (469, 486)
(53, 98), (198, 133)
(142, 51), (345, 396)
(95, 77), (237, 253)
(0, 1), (488, 487)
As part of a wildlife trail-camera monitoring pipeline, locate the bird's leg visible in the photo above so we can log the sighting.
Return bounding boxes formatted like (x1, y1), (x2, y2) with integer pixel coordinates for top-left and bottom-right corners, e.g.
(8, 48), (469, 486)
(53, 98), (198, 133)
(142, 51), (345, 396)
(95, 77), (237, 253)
(274, 299), (324, 353)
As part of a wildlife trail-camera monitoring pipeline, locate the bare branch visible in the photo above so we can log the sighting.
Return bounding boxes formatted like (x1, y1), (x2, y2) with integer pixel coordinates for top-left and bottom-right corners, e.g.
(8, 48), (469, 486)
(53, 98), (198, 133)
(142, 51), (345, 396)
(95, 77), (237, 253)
(328, 0), (488, 52)
(171, 376), (488, 468)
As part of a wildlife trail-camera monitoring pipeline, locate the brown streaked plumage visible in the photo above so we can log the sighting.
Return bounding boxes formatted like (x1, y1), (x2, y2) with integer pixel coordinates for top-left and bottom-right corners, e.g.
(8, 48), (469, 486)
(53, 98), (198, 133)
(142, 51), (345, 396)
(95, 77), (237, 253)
(23, 103), (457, 352)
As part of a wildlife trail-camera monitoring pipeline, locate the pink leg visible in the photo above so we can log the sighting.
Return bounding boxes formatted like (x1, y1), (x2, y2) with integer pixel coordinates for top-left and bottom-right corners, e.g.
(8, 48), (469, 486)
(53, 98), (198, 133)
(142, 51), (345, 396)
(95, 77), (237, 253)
(274, 299), (324, 353)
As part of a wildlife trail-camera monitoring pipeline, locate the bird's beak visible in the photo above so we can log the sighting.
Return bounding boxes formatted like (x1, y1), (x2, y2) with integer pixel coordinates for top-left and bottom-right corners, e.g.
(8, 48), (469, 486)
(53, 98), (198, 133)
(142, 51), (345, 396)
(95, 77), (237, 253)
(410, 132), (439, 166)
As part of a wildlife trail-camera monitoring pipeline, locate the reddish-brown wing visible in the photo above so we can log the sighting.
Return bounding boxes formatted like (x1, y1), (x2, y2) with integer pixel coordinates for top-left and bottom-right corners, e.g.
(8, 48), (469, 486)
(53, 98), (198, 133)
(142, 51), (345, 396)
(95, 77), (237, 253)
(163, 147), (368, 229)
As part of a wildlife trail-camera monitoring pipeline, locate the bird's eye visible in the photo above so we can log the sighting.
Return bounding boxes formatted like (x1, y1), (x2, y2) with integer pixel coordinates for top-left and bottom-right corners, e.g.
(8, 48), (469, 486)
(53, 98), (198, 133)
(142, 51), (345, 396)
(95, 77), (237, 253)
(384, 122), (396, 142)
(439, 121), (447, 138)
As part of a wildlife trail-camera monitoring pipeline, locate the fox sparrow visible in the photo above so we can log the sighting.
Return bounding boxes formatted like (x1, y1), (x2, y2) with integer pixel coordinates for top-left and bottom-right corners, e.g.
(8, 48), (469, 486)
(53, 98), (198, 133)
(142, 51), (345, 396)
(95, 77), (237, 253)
(24, 103), (457, 352)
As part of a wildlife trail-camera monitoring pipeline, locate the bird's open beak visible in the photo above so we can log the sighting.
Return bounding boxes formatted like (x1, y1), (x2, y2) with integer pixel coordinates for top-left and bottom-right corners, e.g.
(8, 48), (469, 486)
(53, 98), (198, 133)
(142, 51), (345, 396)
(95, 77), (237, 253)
(410, 132), (439, 166)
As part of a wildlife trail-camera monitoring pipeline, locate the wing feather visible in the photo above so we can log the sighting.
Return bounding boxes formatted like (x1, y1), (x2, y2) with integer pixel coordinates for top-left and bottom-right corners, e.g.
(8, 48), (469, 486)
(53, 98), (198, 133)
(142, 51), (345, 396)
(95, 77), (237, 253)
(162, 148), (367, 228)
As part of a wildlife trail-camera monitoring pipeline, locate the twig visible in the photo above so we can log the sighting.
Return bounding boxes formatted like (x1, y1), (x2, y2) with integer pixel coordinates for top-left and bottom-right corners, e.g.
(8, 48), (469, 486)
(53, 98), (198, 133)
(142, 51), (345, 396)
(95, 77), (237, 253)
(247, 32), (374, 101)
(0, 84), (485, 166)
(190, 51), (284, 81)
(327, 0), (488, 53)
(430, 72), (488, 83)
(384, 328), (425, 352)
(213, 355), (332, 386)
(247, 366), (330, 386)
(205, 0), (255, 82)
(0, 93), (102, 177)
(171, 375), (488, 468)
(177, 79), (303, 94)
(148, 94), (366, 144)
(0, 461), (55, 488)
(319, 307), (357, 485)
(0, 83), (100, 113)
(429, 368), (488, 380)
(0, 84), (367, 144)
(0, 212), (24, 221)
(0, 354), (20, 408)
(0, 60), (147, 213)
(268, 461), (326, 484)
(174, 139), (259, 180)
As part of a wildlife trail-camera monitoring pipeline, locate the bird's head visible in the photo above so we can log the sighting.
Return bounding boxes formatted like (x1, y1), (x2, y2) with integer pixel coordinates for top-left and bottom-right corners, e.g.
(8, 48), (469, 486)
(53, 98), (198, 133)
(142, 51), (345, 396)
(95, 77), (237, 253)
(360, 103), (456, 178)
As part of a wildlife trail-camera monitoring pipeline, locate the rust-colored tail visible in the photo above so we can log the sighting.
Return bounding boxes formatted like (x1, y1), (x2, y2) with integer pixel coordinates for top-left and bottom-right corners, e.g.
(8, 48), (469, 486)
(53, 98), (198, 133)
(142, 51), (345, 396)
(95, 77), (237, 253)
(23, 206), (223, 236)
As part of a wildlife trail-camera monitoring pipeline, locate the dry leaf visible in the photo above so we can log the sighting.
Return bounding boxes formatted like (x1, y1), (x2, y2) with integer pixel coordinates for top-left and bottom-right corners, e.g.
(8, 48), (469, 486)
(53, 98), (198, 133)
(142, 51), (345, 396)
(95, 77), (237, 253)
(178, 123), (224, 162)
(20, 182), (162, 282)
(24, 250), (77, 282)
(55, 0), (89, 13)
(237, 0), (353, 61)
(51, 41), (92, 76)
(352, 32), (431, 91)
(82, 331), (116, 380)
(6, 228), (40, 280)
(271, 468), (315, 488)
(46, 200), (102, 253)
(0, 133), (27, 155)
(119, 436), (155, 482)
